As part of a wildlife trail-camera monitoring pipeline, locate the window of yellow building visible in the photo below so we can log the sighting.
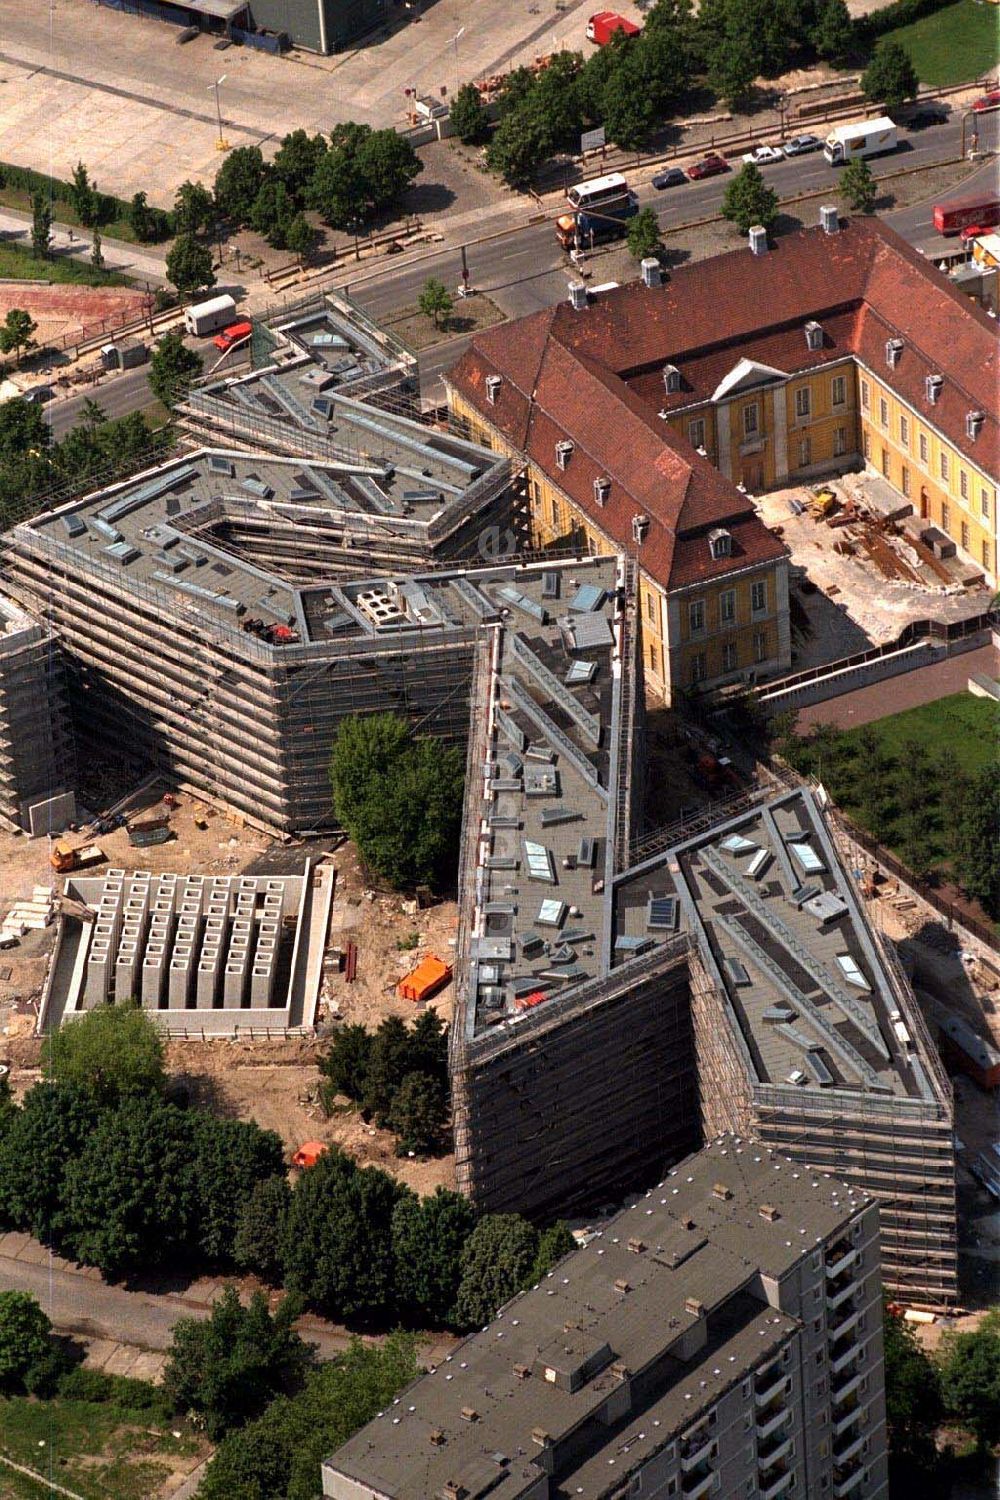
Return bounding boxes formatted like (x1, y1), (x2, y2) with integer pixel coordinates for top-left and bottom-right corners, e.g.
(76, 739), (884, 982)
(751, 579), (767, 613)
(881, 447), (890, 478)
(863, 431), (871, 460)
(940, 451), (950, 483)
(722, 640), (737, 672)
(834, 426), (847, 457)
(960, 470), (968, 501)
(719, 589), (736, 625)
(879, 397), (888, 427)
(982, 488), (992, 519)
(646, 593), (657, 625)
(799, 436), (811, 467)
(961, 521), (970, 551)
(689, 417), (706, 449)
(754, 630), (768, 663)
(942, 500), (950, 532)
(902, 466), (910, 497)
(649, 642), (659, 673)
(795, 388), (811, 420)
(691, 652), (707, 685)
(743, 403), (760, 438)
(984, 539), (992, 570)
(899, 414), (909, 447)
(861, 378), (870, 411)
(919, 432), (928, 466)
(832, 374), (846, 408)
(689, 599), (705, 634)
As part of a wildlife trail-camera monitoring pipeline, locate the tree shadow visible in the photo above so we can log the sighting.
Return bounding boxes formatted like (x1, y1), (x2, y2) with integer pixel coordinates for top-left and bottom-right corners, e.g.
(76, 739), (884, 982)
(660, 245), (691, 272)
(401, 181), (457, 217)
(772, 210), (807, 238)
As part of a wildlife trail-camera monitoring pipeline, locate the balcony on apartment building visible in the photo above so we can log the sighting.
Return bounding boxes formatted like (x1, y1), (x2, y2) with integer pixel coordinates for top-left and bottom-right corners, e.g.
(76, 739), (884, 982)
(760, 1467), (794, 1500)
(833, 1456), (866, 1498)
(758, 1425), (794, 1471)
(829, 1304), (863, 1343)
(827, 1268), (862, 1312)
(833, 1426), (867, 1468)
(832, 1394), (864, 1439)
(826, 1242), (859, 1282)
(755, 1365), (789, 1409)
(680, 1462), (717, 1500)
(757, 1402), (791, 1444)
(831, 1366), (866, 1407)
(680, 1432), (716, 1473)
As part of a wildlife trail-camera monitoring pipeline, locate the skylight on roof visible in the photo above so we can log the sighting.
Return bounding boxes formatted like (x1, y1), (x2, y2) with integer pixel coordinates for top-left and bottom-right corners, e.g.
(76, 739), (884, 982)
(647, 895), (679, 931)
(564, 660), (598, 686)
(570, 584), (606, 613)
(537, 899), (567, 927)
(788, 839), (825, 876)
(720, 834), (758, 855)
(836, 954), (871, 992)
(524, 841), (555, 883)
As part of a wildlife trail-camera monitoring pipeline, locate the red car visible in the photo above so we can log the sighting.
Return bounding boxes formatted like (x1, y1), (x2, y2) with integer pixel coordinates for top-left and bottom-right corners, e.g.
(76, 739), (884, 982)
(213, 320), (252, 351)
(686, 154), (730, 181)
(972, 89), (1000, 112)
(960, 223), (988, 241)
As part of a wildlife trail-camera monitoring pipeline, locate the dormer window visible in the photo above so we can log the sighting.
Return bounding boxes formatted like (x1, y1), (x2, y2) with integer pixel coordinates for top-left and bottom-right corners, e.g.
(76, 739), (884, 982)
(926, 374), (943, 404)
(593, 476), (610, 507)
(555, 440), (574, 470)
(709, 528), (731, 560)
(966, 410), (984, 441)
(632, 513), (649, 545)
(804, 321), (823, 352)
(485, 375), (501, 405)
(885, 338), (904, 369)
(663, 363), (681, 394)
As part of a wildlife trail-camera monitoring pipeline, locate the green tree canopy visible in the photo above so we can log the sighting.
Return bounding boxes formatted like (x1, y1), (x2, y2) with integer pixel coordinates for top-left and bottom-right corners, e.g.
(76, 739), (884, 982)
(234, 1175), (291, 1285)
(811, 0), (855, 64)
(250, 179), (295, 248)
(602, 60), (657, 149)
(41, 1002), (165, 1107)
(0, 1083), (98, 1244)
(706, 30), (761, 109)
(417, 277), (453, 329)
(0, 1292), (55, 1393)
(940, 1312), (1000, 1449)
(285, 213), (321, 265)
(309, 125), (421, 228)
(214, 146), (269, 226)
(273, 130), (329, 203)
(282, 1150), (408, 1321)
(627, 207), (663, 261)
(173, 179), (216, 236)
(453, 1213), (540, 1329)
(30, 192), (52, 259)
(883, 1307), (942, 1465)
(722, 162), (779, 235)
(387, 1071), (448, 1156)
(449, 83), (489, 144)
(839, 158), (877, 213)
(70, 161), (99, 227)
(953, 765), (1000, 919)
(532, 1220), (577, 1280)
(164, 1286), (312, 1440)
(390, 1187), (477, 1325)
(149, 331), (203, 410)
(329, 712), (465, 890)
(861, 40), (919, 109)
(190, 1113), (286, 1267)
(165, 233), (216, 296)
(0, 309), (38, 368)
(485, 107), (554, 187)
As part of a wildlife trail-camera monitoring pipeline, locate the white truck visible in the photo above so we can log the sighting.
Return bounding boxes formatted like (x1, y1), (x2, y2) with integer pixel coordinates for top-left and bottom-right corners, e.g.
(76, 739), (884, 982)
(183, 294), (237, 337)
(824, 116), (897, 166)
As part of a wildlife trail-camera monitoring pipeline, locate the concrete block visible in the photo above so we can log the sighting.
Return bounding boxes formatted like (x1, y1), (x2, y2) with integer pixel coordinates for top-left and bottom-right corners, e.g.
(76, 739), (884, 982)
(223, 963), (247, 1007)
(106, 869), (126, 881)
(168, 959), (191, 1009)
(250, 966), (275, 1008)
(26, 790), (76, 838)
(197, 961), (219, 1008)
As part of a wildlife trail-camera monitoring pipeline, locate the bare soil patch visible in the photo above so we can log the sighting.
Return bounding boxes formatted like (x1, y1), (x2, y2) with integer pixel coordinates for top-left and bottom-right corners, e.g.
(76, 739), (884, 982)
(381, 290), (507, 351)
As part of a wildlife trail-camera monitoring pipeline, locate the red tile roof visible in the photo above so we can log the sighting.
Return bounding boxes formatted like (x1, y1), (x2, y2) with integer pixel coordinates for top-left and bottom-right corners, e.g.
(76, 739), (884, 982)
(446, 217), (998, 591)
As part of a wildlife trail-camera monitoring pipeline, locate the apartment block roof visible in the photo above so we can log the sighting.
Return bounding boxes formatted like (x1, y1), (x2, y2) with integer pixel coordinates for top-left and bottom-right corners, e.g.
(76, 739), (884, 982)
(447, 217), (998, 590)
(324, 1137), (868, 1500)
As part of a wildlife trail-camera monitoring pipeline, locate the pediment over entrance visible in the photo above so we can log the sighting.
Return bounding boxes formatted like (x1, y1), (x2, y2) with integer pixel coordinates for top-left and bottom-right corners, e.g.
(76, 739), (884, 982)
(711, 357), (788, 403)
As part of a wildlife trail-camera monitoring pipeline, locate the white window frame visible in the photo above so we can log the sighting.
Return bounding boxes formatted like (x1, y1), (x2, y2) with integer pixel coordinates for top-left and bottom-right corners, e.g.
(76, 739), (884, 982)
(833, 426), (847, 458)
(722, 640), (737, 672)
(860, 378), (870, 411)
(795, 387), (811, 420)
(689, 599), (705, 634)
(743, 402), (759, 438)
(688, 417), (706, 450)
(751, 579), (767, 614)
(719, 589), (736, 625)
(899, 413), (909, 447)
(831, 374), (846, 408)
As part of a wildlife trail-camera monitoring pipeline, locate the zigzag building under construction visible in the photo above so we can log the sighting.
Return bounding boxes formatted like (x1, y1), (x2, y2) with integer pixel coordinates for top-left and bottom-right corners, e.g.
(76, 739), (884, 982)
(0, 290), (957, 1304)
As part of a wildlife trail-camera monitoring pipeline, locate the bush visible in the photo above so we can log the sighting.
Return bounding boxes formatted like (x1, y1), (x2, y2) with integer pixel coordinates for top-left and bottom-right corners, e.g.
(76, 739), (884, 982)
(41, 1002), (165, 1107)
(234, 1176), (292, 1285)
(0, 1292), (56, 1392)
(453, 1213), (540, 1330)
(57, 1365), (171, 1419)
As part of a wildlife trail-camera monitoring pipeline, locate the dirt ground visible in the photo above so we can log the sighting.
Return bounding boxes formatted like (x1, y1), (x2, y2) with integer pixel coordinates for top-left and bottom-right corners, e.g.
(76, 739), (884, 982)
(381, 290), (507, 352)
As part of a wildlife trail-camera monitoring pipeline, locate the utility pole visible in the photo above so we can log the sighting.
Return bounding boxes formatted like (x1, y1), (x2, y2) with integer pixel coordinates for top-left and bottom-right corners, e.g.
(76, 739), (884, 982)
(209, 75), (229, 152)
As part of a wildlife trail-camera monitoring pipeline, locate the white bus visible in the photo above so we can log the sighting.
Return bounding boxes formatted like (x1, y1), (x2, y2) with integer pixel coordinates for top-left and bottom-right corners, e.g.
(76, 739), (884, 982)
(567, 172), (631, 212)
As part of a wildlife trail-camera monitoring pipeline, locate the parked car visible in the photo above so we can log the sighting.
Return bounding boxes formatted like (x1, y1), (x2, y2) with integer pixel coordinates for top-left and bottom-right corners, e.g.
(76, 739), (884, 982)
(23, 386), (53, 404)
(686, 154), (730, 180)
(213, 320), (253, 352)
(972, 89), (1000, 112)
(905, 106), (948, 129)
(652, 166), (688, 189)
(742, 144), (784, 166)
(781, 133), (823, 156)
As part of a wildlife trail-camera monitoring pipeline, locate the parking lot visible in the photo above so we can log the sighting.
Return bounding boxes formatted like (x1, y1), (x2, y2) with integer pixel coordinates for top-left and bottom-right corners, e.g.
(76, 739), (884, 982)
(0, 0), (644, 206)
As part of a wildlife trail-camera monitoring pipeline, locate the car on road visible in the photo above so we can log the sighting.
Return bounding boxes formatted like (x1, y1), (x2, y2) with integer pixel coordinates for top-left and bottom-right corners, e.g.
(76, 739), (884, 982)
(213, 320), (253, 352)
(686, 154), (730, 180)
(905, 106), (948, 129)
(742, 144), (784, 166)
(781, 134), (823, 156)
(23, 386), (53, 404)
(972, 89), (1000, 112)
(652, 166), (688, 189)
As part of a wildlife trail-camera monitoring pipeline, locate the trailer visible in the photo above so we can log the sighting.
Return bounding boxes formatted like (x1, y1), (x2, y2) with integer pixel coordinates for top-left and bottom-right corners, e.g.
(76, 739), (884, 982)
(183, 295), (238, 337)
(586, 11), (640, 45)
(823, 117), (897, 166)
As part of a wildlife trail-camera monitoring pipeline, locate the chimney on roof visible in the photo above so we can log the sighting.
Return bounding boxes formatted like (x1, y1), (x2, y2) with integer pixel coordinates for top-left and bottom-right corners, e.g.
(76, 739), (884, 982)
(966, 410), (984, 440)
(594, 476), (611, 507)
(641, 257), (663, 288)
(632, 513), (650, 546)
(885, 337), (904, 369)
(804, 320), (823, 352)
(429, 1429), (446, 1446)
(627, 1237), (647, 1254)
(568, 282), (588, 311)
(485, 374), (501, 405)
(685, 1297), (705, 1317)
(748, 225), (768, 256)
(820, 204), (840, 235)
(712, 1181), (732, 1200)
(759, 1203), (781, 1222)
(663, 363), (681, 394)
(613, 1277), (631, 1294)
(926, 373), (943, 404)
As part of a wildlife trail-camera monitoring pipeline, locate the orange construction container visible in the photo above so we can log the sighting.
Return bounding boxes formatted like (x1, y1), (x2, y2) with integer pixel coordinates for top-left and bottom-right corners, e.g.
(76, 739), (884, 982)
(292, 1141), (328, 1169)
(397, 954), (453, 1003)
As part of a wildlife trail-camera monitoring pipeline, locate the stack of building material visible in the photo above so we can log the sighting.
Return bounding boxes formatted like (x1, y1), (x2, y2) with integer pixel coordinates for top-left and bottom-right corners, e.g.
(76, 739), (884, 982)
(1, 885), (57, 942)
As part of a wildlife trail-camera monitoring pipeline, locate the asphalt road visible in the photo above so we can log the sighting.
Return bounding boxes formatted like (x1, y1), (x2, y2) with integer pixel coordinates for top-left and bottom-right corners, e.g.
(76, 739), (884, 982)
(41, 112), (994, 434)
(44, 365), (157, 440)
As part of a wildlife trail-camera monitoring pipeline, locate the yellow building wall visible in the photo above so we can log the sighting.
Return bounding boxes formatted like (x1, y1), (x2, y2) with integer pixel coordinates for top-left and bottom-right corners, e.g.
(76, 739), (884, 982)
(675, 575), (780, 688)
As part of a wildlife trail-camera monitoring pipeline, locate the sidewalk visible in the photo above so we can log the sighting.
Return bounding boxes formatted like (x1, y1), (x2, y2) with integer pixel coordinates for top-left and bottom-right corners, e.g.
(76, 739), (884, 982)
(0, 208), (168, 282)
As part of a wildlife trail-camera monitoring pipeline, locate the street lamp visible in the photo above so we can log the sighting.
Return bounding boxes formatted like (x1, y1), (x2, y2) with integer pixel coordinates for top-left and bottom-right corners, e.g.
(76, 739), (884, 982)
(451, 25), (465, 57)
(209, 75), (229, 152)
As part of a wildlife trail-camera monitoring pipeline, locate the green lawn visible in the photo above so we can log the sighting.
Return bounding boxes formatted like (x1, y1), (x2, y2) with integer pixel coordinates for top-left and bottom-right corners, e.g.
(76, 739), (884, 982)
(0, 243), (128, 288)
(880, 0), (1000, 86)
(838, 693), (999, 777)
(0, 1396), (203, 1500)
(0, 184), (140, 245)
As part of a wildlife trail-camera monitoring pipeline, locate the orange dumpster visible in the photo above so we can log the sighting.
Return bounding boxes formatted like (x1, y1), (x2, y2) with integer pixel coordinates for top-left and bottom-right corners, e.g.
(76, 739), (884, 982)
(397, 954), (453, 1003)
(292, 1141), (328, 1169)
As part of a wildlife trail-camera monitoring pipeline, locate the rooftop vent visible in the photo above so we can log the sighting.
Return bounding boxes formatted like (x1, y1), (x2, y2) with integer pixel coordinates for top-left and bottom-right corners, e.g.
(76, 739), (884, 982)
(712, 1181), (732, 1201)
(613, 1278), (631, 1294)
(627, 1237), (647, 1254)
(749, 224), (768, 256)
(593, 476), (611, 507)
(820, 204), (840, 235)
(556, 439), (574, 470)
(759, 1203), (781, 1223)
(966, 409), (985, 440)
(663, 363), (681, 394)
(685, 1297), (705, 1317)
(532, 1427), (551, 1447)
(514, 1363), (531, 1381)
(641, 256), (663, 288)
(804, 320), (823, 352)
(611, 1360), (630, 1380)
(568, 282), (588, 311)
(632, 512), (650, 545)
(439, 1484), (467, 1500)
(708, 527), (731, 560)
(681, 1216), (696, 1230)
(460, 1406), (479, 1423)
(485, 375), (501, 405)
(926, 373), (943, 404)
(429, 1429), (446, 1446)
(885, 337), (904, 368)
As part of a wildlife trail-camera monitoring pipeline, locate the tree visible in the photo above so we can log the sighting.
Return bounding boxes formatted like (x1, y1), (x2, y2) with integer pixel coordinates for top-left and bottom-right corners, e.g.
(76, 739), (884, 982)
(449, 83), (488, 144)
(707, 33), (761, 109)
(250, 179), (294, 248)
(70, 161), (98, 227)
(722, 162), (779, 235)
(63, 1097), (197, 1278)
(149, 331), (203, 410)
(30, 192), (51, 259)
(164, 1286), (312, 1440)
(273, 130), (329, 203)
(940, 1312), (1000, 1449)
(953, 766), (1000, 919)
(360, 1016), (412, 1123)
(390, 1188), (477, 1325)
(627, 207), (663, 261)
(319, 1023), (373, 1103)
(883, 1306), (943, 1465)
(214, 146), (268, 226)
(0, 1292), (55, 1393)
(126, 191), (153, 241)
(0, 1084), (98, 1244)
(190, 1114), (286, 1267)
(0, 309), (38, 368)
(862, 40), (919, 110)
(602, 57), (657, 150)
(282, 1151), (408, 1321)
(485, 107), (554, 187)
(811, 0), (854, 65)
(417, 277), (453, 330)
(387, 1071), (448, 1156)
(90, 230), (104, 270)
(173, 179), (216, 237)
(234, 1176), (291, 1285)
(308, 126), (421, 228)
(41, 1002), (165, 1107)
(532, 1220), (577, 1280)
(285, 213), (321, 266)
(330, 713), (465, 891)
(839, 157), (876, 214)
(165, 233), (216, 295)
(355, 129), (423, 213)
(453, 1213), (540, 1329)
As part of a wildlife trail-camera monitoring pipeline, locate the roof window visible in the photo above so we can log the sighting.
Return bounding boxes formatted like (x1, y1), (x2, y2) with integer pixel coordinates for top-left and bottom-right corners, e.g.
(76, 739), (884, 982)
(632, 513), (649, 545)
(485, 375), (501, 404)
(709, 528), (731, 560)
(804, 320), (823, 352)
(663, 363), (681, 394)
(593, 476), (610, 507)
(925, 374), (943, 404)
(885, 337), (904, 368)
(555, 440), (574, 470)
(966, 410), (984, 440)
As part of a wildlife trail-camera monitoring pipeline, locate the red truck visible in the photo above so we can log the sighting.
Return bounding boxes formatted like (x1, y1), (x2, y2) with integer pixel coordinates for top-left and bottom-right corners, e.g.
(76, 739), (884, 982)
(586, 10), (640, 44)
(932, 194), (1000, 236)
(213, 320), (253, 351)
